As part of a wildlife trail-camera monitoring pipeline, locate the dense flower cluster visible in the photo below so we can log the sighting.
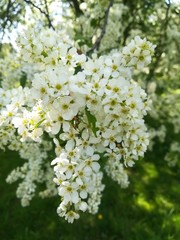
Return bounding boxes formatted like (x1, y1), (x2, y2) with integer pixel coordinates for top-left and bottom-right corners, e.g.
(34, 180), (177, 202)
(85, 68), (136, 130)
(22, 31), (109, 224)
(0, 86), (56, 206)
(61, 0), (180, 170)
(0, 27), (155, 223)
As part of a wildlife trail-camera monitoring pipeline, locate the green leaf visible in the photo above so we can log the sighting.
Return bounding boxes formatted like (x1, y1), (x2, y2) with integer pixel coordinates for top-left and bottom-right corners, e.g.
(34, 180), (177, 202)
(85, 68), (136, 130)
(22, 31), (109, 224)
(20, 71), (27, 88)
(35, 118), (45, 128)
(85, 108), (99, 137)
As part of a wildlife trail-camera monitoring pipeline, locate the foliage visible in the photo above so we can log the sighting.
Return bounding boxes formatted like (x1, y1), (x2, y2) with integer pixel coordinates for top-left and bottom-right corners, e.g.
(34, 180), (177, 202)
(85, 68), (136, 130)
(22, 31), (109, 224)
(1, 149), (180, 240)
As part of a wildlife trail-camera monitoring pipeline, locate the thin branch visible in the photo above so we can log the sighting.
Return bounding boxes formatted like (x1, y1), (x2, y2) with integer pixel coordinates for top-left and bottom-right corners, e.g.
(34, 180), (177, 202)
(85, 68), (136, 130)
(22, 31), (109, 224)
(87, 0), (114, 55)
(122, 21), (133, 46)
(1, 0), (12, 41)
(172, 37), (180, 55)
(121, 6), (141, 46)
(44, 0), (54, 29)
(23, 0), (55, 30)
(69, 0), (83, 16)
(146, 1), (171, 82)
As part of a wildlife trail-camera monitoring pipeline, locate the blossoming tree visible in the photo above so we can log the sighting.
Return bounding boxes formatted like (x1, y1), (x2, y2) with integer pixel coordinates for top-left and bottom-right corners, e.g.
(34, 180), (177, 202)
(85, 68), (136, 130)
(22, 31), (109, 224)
(0, 0), (179, 223)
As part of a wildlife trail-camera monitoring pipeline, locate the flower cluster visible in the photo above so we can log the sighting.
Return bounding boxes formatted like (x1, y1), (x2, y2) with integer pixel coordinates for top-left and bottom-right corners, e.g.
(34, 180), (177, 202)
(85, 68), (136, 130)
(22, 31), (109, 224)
(146, 83), (180, 166)
(165, 141), (180, 167)
(0, 86), (55, 206)
(122, 36), (156, 69)
(1, 27), (155, 223)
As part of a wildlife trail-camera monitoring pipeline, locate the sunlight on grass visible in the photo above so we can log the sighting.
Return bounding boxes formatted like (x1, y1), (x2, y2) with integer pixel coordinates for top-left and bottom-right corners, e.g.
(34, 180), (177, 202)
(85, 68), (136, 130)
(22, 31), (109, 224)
(136, 194), (154, 211)
(143, 163), (159, 181)
(172, 214), (180, 229)
(155, 195), (174, 210)
(1, 149), (180, 240)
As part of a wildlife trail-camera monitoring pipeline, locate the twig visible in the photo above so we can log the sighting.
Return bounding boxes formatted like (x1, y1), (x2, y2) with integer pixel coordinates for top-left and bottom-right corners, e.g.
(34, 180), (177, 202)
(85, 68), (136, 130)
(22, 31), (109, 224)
(23, 0), (55, 30)
(1, 0), (12, 41)
(44, 0), (54, 29)
(87, 0), (114, 55)
(146, 0), (171, 82)
(69, 0), (83, 16)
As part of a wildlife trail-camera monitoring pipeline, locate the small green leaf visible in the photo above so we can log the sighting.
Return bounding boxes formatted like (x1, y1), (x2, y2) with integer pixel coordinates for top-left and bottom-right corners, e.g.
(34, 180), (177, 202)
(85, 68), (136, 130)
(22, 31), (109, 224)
(20, 72), (27, 88)
(41, 50), (48, 58)
(85, 108), (99, 137)
(35, 118), (45, 128)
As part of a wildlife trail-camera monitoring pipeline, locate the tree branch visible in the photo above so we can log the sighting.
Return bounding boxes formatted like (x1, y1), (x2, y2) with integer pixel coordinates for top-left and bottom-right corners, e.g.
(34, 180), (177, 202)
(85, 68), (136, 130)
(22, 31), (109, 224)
(87, 0), (114, 55)
(23, 0), (55, 30)
(44, 0), (54, 29)
(146, 1), (171, 82)
(69, 0), (83, 16)
(1, 0), (12, 41)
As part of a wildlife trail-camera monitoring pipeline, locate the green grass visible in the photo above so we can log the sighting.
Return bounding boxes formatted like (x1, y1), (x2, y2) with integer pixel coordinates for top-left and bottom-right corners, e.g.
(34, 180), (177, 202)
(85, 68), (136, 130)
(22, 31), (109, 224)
(0, 149), (180, 240)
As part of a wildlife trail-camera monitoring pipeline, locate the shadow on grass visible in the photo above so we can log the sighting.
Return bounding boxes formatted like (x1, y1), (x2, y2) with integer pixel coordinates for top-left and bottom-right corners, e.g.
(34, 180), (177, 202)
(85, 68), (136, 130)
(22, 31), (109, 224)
(0, 149), (179, 240)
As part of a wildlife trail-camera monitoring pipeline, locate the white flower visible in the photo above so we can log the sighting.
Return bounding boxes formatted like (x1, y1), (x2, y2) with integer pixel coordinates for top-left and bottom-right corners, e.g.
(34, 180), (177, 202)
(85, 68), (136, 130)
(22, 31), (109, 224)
(52, 153), (76, 179)
(65, 211), (80, 223)
(58, 181), (79, 204)
(69, 72), (91, 95)
(48, 67), (69, 97)
(84, 154), (100, 173)
(53, 96), (78, 121)
(102, 129), (122, 149)
(31, 128), (43, 142)
(78, 201), (88, 212)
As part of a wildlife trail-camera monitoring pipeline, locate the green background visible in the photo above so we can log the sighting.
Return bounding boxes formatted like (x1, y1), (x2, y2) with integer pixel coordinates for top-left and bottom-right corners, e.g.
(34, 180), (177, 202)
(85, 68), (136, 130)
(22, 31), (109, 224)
(0, 148), (179, 240)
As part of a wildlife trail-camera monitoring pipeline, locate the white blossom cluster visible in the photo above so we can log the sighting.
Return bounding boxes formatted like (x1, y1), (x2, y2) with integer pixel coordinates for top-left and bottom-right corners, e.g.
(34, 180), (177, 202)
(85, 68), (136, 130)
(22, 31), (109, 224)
(64, 0), (180, 169)
(146, 83), (180, 166)
(165, 142), (180, 167)
(0, 27), (155, 223)
(0, 86), (30, 150)
(0, 86), (56, 206)
(6, 139), (54, 207)
(122, 36), (155, 69)
(0, 52), (38, 90)
(0, 54), (22, 89)
(148, 125), (166, 151)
